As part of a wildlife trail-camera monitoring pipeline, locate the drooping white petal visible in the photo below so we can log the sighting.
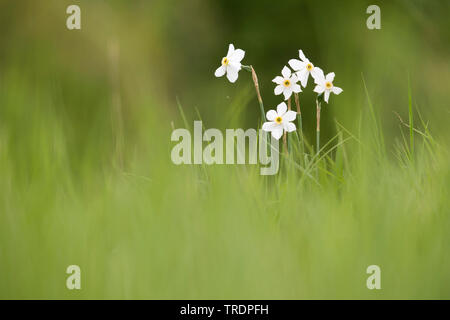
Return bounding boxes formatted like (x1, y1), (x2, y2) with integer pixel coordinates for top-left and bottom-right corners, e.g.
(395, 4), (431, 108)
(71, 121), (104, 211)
(274, 85), (284, 95)
(281, 66), (291, 78)
(226, 44), (235, 57)
(276, 102), (287, 116)
(283, 110), (297, 122)
(266, 110), (278, 121)
(283, 87), (293, 100)
(230, 49), (245, 62)
(298, 49), (309, 63)
(311, 67), (325, 83)
(214, 65), (226, 77)
(297, 68), (309, 87)
(292, 84), (302, 93)
(314, 85), (325, 94)
(284, 122), (296, 132)
(324, 90), (330, 103)
(332, 86), (343, 95)
(272, 76), (284, 84)
(325, 72), (335, 82)
(226, 69), (239, 83)
(288, 59), (306, 71)
(271, 127), (284, 140)
(228, 62), (241, 72)
(262, 121), (278, 132)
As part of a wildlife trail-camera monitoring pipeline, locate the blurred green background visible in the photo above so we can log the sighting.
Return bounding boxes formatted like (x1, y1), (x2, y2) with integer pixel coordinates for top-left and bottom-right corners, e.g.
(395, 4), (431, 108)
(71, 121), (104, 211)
(0, 0), (449, 299)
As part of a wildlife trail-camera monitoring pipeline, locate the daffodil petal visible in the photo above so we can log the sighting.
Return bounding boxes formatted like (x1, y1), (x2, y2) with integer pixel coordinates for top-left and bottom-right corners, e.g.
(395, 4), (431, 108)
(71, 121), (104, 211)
(297, 69), (309, 87)
(299, 49), (308, 63)
(314, 85), (325, 94)
(226, 44), (235, 57)
(326, 72), (335, 82)
(324, 90), (330, 103)
(292, 84), (302, 93)
(226, 69), (239, 83)
(281, 66), (291, 78)
(230, 49), (245, 62)
(283, 110), (297, 122)
(311, 67), (324, 83)
(283, 88), (292, 100)
(272, 76), (284, 84)
(214, 65), (226, 77)
(274, 85), (284, 95)
(332, 86), (343, 95)
(290, 74), (298, 83)
(262, 121), (278, 132)
(271, 127), (284, 140)
(288, 59), (306, 71)
(284, 122), (296, 132)
(228, 62), (241, 72)
(277, 102), (287, 116)
(266, 110), (277, 121)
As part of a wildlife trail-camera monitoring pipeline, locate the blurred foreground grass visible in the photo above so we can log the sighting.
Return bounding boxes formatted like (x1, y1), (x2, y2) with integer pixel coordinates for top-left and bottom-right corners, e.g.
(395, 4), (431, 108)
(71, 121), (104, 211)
(0, 66), (449, 298)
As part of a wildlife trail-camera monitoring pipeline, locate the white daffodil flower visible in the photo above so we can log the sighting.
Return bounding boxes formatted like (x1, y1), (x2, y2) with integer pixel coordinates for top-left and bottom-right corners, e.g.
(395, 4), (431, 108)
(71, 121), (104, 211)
(214, 44), (245, 83)
(273, 66), (302, 100)
(262, 102), (297, 140)
(288, 50), (321, 88)
(313, 67), (343, 103)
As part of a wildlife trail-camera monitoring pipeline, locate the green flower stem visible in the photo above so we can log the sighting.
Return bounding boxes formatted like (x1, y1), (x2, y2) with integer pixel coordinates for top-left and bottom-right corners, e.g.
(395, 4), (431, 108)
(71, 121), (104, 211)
(316, 97), (322, 155)
(283, 132), (288, 156)
(315, 98), (321, 179)
(316, 128), (320, 155)
(294, 93), (304, 161)
(287, 97), (292, 154)
(298, 114), (303, 142)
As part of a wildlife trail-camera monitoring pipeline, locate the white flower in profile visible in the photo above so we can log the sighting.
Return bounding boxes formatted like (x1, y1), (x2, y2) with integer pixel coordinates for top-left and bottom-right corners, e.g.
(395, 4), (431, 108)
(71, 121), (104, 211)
(273, 66), (302, 100)
(288, 50), (321, 88)
(313, 67), (343, 103)
(214, 44), (245, 83)
(262, 102), (297, 140)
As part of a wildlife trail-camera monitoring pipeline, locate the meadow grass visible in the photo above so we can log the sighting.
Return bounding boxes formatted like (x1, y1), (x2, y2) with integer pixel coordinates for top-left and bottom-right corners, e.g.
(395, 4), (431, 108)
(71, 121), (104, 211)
(0, 67), (449, 300)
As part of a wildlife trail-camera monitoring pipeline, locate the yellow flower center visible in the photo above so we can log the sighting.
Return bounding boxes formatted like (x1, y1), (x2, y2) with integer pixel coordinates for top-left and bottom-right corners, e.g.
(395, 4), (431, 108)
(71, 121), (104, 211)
(283, 79), (291, 87)
(275, 116), (283, 124)
(325, 81), (333, 89)
(306, 63), (313, 71)
(222, 57), (229, 66)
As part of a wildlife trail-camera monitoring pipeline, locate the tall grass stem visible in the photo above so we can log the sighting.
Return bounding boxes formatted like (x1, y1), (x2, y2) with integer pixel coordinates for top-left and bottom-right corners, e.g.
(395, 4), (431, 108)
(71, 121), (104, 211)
(408, 74), (414, 158)
(294, 92), (304, 162)
(316, 98), (321, 155)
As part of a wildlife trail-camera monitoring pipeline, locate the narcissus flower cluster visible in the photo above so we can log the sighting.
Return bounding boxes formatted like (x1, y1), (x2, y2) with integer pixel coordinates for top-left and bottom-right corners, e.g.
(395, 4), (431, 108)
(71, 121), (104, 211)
(264, 49), (343, 139)
(278, 49), (344, 104)
(214, 44), (343, 141)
